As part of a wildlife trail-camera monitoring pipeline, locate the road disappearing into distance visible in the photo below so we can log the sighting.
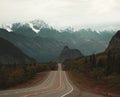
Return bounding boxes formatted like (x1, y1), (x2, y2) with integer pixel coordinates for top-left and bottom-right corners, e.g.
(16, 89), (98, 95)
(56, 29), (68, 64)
(0, 63), (105, 97)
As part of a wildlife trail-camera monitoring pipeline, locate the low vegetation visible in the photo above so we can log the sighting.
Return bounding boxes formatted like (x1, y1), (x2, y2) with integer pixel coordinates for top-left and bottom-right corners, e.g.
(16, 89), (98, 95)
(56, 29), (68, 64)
(64, 51), (120, 78)
(63, 51), (120, 96)
(0, 62), (57, 89)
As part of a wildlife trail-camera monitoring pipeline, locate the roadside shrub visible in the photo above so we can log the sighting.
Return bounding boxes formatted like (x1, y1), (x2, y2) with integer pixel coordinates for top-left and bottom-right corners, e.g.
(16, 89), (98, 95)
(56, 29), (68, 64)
(90, 67), (106, 80)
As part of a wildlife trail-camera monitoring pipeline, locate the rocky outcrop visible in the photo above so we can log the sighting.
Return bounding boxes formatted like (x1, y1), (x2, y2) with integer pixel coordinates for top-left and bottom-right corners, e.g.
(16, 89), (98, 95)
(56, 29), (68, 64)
(58, 46), (83, 62)
(0, 37), (35, 65)
(106, 30), (120, 53)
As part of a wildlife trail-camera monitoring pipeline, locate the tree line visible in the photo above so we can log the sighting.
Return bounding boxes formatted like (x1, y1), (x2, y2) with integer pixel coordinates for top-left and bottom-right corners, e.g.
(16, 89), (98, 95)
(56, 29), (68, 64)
(63, 51), (120, 79)
(0, 62), (57, 89)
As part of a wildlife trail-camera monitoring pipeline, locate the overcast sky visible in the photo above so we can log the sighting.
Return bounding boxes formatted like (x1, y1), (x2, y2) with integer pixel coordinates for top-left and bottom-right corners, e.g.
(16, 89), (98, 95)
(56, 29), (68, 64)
(0, 0), (120, 30)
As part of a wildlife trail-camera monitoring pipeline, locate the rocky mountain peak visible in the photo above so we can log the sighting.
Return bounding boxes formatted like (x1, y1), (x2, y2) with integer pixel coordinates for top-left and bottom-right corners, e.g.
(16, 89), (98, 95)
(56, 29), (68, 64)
(63, 46), (69, 50)
(106, 30), (120, 52)
(58, 46), (83, 62)
(30, 19), (49, 30)
(114, 30), (120, 39)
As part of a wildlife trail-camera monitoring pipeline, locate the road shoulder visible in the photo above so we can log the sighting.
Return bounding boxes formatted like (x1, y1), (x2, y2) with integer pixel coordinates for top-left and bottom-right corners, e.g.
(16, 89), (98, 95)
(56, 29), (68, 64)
(67, 71), (120, 97)
(8, 72), (49, 90)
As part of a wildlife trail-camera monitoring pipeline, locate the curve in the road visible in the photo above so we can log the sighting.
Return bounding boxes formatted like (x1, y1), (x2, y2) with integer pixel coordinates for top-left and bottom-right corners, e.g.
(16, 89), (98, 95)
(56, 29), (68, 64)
(61, 72), (73, 97)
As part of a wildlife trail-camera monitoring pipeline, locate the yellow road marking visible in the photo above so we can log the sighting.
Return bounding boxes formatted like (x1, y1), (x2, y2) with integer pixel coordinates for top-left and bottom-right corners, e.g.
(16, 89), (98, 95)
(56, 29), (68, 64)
(20, 70), (62, 97)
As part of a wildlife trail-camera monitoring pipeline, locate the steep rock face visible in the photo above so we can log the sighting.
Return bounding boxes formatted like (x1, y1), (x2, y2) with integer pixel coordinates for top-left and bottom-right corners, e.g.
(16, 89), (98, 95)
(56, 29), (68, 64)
(59, 46), (83, 62)
(106, 30), (120, 52)
(0, 37), (35, 65)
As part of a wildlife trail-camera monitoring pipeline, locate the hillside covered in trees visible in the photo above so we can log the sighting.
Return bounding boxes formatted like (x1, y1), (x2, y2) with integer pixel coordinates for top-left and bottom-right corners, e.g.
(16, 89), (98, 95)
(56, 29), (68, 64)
(0, 62), (57, 89)
(63, 30), (120, 97)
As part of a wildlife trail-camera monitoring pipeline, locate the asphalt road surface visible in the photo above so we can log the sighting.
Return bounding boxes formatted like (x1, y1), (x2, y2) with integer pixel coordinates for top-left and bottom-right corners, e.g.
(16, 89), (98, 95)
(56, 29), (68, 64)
(0, 63), (106, 97)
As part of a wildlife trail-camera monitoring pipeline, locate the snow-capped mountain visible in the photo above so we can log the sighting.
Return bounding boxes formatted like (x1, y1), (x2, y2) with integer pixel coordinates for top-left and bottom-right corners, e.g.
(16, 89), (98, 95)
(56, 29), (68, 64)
(0, 19), (117, 62)
(30, 20), (49, 32)
(4, 20), (50, 37)
(0, 20), (50, 34)
(28, 22), (40, 33)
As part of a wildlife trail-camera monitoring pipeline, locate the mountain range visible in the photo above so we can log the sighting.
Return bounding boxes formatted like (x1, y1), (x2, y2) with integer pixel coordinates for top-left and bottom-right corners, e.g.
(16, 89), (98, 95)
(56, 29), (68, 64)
(0, 20), (116, 62)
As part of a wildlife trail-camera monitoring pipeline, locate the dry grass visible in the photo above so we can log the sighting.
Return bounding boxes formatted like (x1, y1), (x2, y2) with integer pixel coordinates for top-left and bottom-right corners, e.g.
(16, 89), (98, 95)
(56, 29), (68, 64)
(8, 72), (49, 89)
(68, 71), (120, 97)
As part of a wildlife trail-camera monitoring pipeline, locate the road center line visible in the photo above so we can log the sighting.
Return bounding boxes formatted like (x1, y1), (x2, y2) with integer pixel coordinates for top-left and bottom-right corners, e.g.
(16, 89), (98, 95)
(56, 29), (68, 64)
(20, 65), (62, 97)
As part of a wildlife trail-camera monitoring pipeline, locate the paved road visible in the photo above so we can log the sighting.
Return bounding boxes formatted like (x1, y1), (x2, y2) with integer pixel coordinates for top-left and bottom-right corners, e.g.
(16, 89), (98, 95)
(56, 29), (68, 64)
(0, 64), (106, 97)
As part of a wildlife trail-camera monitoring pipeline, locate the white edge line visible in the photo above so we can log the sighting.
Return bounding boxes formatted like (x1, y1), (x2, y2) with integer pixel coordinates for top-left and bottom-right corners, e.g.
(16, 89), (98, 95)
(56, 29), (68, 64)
(61, 72), (74, 97)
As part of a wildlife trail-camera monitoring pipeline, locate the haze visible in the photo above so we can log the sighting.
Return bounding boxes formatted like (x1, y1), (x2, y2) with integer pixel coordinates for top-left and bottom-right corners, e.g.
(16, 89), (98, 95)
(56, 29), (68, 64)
(0, 0), (120, 30)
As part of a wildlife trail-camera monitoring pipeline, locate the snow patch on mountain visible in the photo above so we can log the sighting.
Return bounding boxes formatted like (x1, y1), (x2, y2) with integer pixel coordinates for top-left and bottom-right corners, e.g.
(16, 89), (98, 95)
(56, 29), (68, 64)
(96, 30), (101, 34)
(30, 20), (49, 29)
(28, 23), (40, 33)
(6, 26), (12, 32)
(1, 24), (12, 32)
